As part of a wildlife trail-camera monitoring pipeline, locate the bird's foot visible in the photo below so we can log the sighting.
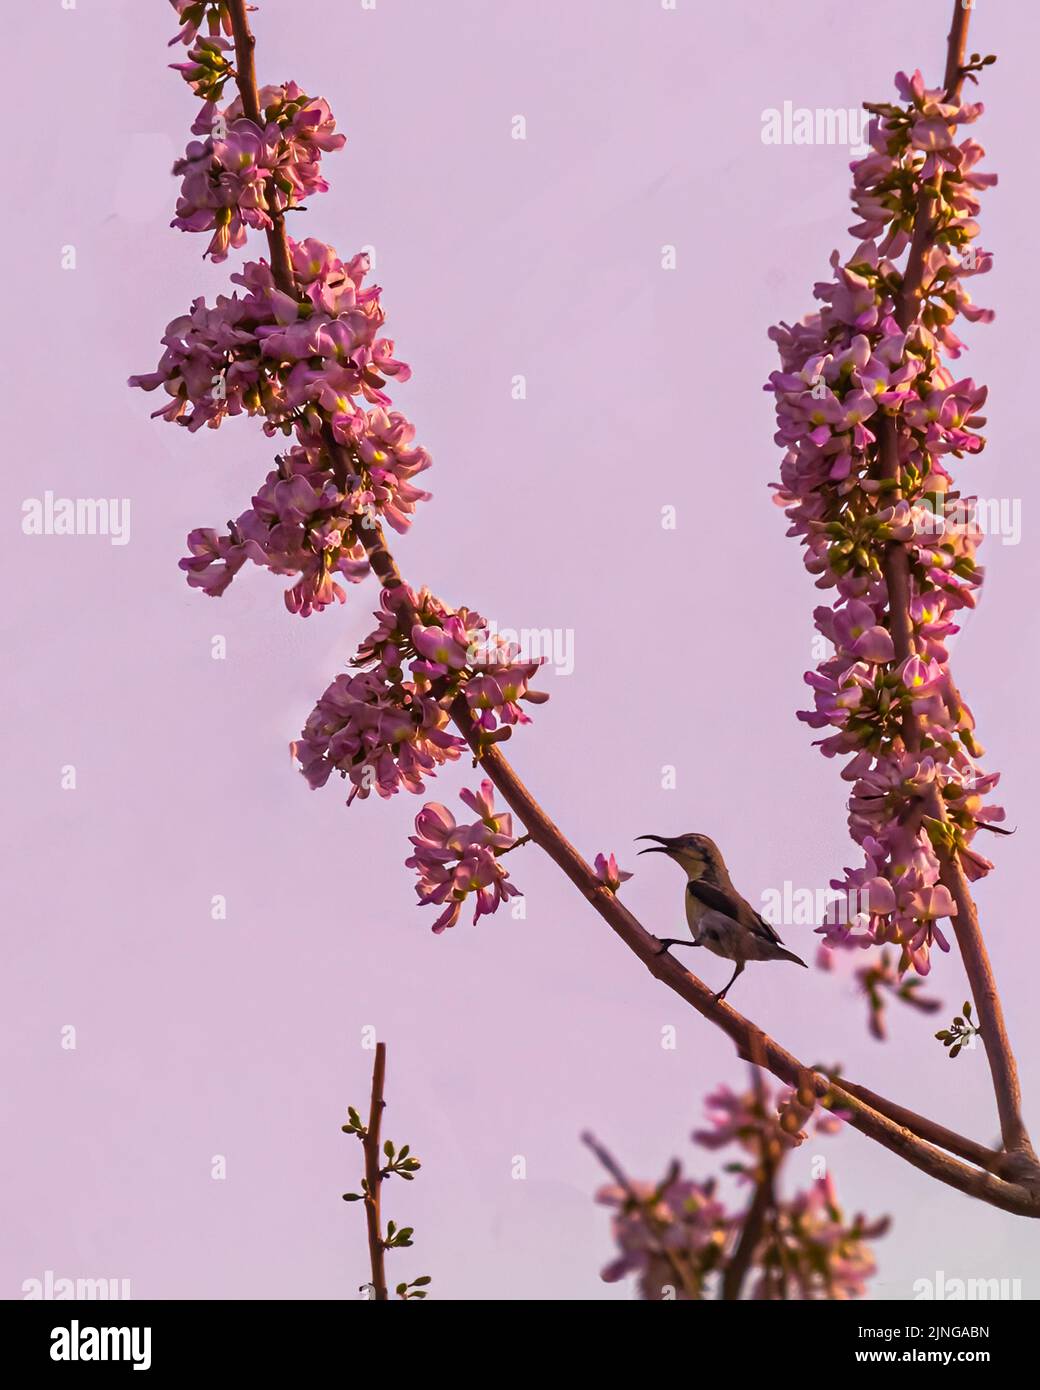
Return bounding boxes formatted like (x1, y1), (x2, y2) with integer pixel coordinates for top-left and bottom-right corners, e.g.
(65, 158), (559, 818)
(712, 961), (744, 1003)
(655, 937), (700, 956)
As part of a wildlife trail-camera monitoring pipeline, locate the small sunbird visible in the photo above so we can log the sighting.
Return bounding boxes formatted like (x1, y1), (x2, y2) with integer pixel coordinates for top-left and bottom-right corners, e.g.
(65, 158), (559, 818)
(637, 832), (807, 1002)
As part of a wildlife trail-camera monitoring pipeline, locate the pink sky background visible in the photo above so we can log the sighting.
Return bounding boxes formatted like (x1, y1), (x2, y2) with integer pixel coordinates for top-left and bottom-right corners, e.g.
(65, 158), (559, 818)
(4, 0), (1040, 1299)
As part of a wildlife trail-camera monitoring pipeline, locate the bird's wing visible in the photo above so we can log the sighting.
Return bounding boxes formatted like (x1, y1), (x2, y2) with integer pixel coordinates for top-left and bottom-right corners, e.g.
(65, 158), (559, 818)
(687, 879), (784, 946)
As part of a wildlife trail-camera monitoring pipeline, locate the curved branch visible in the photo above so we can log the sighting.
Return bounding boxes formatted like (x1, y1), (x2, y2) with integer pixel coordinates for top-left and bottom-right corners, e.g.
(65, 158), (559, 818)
(338, 488), (1039, 1212)
(465, 703), (1040, 1216)
(226, 0), (1040, 1218)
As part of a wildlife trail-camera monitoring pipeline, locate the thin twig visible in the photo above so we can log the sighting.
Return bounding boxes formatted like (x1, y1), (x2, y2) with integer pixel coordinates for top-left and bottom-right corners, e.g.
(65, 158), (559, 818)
(499, 832), (533, 855)
(362, 1042), (389, 1300)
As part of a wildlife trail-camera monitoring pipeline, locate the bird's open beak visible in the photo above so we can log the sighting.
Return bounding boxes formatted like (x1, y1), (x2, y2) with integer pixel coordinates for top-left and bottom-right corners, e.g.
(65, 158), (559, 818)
(636, 834), (675, 856)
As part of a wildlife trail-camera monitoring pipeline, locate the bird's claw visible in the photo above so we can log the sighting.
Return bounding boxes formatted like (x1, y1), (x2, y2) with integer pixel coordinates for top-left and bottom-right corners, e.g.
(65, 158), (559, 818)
(654, 937), (699, 956)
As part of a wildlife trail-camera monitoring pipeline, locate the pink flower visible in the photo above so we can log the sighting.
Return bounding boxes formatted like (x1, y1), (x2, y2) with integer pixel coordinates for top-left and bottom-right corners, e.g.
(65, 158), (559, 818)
(411, 623), (469, 675)
(593, 1082), (886, 1299)
(179, 524), (266, 597)
(292, 664), (464, 803)
(593, 853), (633, 892)
(406, 782), (522, 932)
(169, 83), (345, 262)
(168, 0), (234, 47)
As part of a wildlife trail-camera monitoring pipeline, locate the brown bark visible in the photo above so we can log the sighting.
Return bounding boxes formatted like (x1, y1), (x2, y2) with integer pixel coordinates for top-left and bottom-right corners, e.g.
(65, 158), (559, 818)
(227, 0), (295, 294)
(876, 0), (1035, 1171)
(225, 0), (1040, 1218)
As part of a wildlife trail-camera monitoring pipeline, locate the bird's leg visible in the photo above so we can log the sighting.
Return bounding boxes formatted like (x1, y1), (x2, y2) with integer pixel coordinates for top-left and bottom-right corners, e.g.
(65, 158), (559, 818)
(655, 937), (701, 955)
(713, 960), (745, 1003)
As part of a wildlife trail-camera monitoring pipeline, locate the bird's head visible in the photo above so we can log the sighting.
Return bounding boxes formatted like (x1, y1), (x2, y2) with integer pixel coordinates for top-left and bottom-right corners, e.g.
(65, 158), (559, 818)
(636, 832), (725, 881)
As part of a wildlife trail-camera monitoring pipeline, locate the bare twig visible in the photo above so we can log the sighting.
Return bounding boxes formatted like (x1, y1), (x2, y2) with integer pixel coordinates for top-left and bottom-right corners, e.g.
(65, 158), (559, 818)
(343, 1042), (427, 1299)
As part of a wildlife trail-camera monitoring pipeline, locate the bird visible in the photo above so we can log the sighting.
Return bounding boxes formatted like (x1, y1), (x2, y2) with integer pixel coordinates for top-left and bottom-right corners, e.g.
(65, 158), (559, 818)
(636, 832), (807, 1002)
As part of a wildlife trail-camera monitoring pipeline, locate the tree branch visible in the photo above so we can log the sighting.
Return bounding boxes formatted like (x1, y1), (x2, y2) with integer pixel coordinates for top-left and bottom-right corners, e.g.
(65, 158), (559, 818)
(720, 1062), (779, 1301)
(835, 1077), (999, 1173)
(944, 1), (973, 96)
(720, 1179), (773, 1301)
(346, 507), (1040, 1212)
(897, 1), (972, 330)
(227, 0), (296, 295)
(227, 0), (1040, 1218)
(875, 0), (1036, 1169)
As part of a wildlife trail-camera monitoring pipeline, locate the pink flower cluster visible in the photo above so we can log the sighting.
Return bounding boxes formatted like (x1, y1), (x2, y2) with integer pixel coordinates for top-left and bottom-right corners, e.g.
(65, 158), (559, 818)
(172, 86), (344, 262)
(406, 782), (522, 933)
(818, 943), (942, 1041)
(137, 2), (547, 925)
(169, 35), (235, 102)
(292, 585), (546, 802)
(767, 71), (1004, 976)
(130, 239), (406, 435)
(693, 1082), (844, 1154)
(130, 238), (424, 613)
(596, 1172), (730, 1300)
(596, 1081), (887, 1301)
(765, 1175), (889, 1301)
(131, 37), (420, 623)
(179, 411), (429, 614)
(168, 1), (233, 49)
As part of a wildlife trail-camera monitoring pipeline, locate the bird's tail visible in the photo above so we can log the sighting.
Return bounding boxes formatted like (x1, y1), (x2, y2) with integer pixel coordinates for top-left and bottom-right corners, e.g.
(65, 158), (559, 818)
(778, 947), (808, 968)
